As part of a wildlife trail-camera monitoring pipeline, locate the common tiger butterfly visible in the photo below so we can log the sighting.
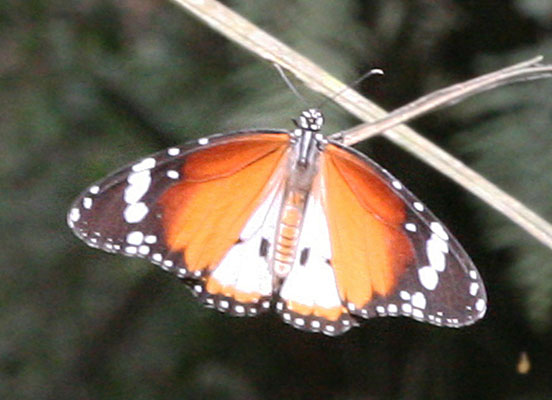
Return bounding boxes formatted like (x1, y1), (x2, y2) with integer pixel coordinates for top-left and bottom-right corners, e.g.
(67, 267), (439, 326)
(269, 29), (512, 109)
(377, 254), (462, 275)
(67, 108), (487, 336)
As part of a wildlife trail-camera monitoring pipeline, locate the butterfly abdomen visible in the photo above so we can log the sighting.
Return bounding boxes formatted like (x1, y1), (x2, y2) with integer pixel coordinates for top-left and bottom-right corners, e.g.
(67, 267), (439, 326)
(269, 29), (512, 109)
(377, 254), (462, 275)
(273, 190), (308, 278)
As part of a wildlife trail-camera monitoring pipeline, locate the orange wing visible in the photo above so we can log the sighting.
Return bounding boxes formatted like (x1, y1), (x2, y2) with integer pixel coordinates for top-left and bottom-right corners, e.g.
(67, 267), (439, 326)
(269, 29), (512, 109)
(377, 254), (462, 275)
(321, 143), (414, 310)
(69, 130), (290, 315)
(159, 133), (289, 276)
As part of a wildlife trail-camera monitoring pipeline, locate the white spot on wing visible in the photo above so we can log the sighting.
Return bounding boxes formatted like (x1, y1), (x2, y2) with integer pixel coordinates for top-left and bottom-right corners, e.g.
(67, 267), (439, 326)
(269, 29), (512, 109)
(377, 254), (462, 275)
(83, 197), (92, 209)
(405, 222), (417, 232)
(125, 246), (137, 254)
(126, 231), (144, 245)
(89, 185), (100, 194)
(166, 170), (179, 179)
(69, 208), (80, 222)
(198, 137), (209, 145)
(413, 202), (424, 212)
(426, 236), (446, 272)
(124, 202), (149, 223)
(475, 298), (486, 312)
(418, 266), (438, 290)
(430, 222), (449, 241)
(132, 157), (156, 172)
(470, 282), (480, 296)
(411, 292), (426, 309)
(400, 290), (411, 300)
(145, 235), (157, 244)
(429, 233), (449, 254)
(392, 180), (402, 190)
(125, 171), (152, 204)
(167, 148), (180, 156)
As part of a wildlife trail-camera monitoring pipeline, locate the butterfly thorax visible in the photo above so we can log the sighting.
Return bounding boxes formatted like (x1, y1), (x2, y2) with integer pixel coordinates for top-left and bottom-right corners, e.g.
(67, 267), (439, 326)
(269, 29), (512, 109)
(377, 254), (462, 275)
(272, 109), (326, 279)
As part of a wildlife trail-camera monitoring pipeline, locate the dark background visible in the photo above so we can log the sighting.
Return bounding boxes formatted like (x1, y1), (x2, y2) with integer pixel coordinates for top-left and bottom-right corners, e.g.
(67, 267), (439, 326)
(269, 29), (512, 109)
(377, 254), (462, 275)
(2, 0), (552, 399)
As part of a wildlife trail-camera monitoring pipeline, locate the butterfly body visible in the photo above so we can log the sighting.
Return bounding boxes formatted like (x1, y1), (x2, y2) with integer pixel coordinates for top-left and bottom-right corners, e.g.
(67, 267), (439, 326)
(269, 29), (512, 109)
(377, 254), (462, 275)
(271, 110), (325, 279)
(68, 108), (486, 336)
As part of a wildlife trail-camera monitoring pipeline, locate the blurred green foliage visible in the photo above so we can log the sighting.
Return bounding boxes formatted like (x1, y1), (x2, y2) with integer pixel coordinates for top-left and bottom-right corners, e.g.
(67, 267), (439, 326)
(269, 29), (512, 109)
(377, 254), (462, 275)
(2, 0), (552, 399)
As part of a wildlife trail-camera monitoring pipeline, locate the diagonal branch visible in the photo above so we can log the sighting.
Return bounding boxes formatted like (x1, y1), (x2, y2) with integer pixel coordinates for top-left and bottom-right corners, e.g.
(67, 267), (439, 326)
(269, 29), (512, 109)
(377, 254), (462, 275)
(169, 0), (552, 250)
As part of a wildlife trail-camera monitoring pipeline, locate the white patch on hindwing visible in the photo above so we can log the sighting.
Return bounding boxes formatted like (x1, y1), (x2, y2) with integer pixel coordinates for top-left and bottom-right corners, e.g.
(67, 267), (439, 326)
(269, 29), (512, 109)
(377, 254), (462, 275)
(272, 168), (357, 336)
(209, 172), (286, 300)
(279, 177), (341, 313)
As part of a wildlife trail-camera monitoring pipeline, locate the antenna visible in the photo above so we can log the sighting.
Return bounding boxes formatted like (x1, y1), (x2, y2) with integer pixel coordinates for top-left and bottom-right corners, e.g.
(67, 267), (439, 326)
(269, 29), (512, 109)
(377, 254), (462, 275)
(273, 63), (308, 105)
(318, 68), (384, 109)
(273, 63), (384, 108)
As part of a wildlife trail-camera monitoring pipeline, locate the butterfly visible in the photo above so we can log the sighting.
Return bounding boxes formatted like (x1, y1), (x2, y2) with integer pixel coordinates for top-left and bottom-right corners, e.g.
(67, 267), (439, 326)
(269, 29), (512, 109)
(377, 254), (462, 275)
(67, 108), (487, 336)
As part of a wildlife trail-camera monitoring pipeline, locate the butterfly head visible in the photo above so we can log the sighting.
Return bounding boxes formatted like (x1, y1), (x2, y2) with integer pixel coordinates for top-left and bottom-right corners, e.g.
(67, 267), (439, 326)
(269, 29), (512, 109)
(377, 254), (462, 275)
(295, 108), (324, 132)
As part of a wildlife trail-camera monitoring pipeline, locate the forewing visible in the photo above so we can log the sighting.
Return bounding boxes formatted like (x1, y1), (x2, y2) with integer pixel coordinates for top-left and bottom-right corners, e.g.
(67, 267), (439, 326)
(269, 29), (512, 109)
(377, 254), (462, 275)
(321, 141), (487, 327)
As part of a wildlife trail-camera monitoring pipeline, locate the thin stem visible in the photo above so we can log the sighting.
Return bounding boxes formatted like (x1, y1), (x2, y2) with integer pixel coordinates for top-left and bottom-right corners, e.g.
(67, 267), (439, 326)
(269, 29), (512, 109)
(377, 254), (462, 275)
(169, 0), (552, 250)
(333, 57), (552, 144)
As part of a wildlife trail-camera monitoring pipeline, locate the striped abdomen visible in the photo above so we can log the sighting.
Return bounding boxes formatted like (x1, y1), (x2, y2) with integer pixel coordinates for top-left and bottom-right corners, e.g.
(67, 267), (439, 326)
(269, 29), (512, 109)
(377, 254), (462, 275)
(273, 190), (307, 278)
